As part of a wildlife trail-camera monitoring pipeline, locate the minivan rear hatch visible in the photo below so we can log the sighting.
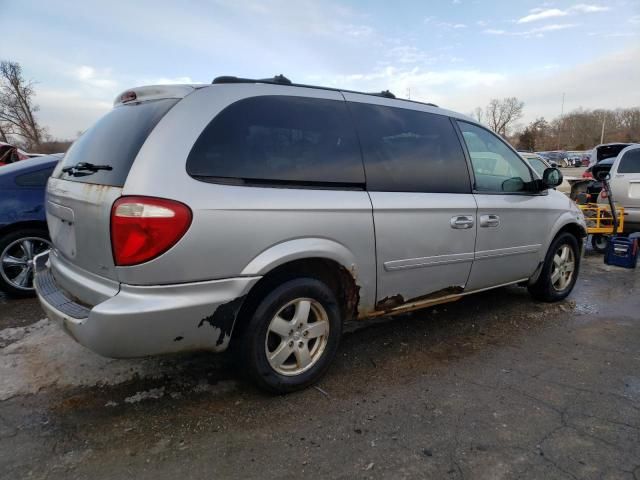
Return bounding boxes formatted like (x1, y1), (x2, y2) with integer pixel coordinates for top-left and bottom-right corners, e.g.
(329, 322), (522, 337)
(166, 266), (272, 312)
(47, 86), (192, 282)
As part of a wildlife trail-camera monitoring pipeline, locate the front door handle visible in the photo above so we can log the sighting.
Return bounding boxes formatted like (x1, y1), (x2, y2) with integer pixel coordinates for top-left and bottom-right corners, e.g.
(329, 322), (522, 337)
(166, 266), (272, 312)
(450, 215), (474, 229)
(480, 214), (500, 228)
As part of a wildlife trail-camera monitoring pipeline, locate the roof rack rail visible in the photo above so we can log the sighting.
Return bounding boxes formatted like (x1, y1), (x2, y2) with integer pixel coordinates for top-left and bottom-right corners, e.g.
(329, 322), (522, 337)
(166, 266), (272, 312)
(212, 74), (292, 85)
(211, 74), (438, 107)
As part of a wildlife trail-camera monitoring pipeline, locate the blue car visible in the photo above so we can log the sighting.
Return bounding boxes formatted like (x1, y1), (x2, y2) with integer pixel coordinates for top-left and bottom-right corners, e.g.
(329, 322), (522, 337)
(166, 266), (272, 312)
(0, 154), (61, 296)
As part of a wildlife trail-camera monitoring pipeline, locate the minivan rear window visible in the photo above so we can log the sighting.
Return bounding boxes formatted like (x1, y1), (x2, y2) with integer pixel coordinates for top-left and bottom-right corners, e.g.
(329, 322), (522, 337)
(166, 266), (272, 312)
(186, 95), (365, 187)
(618, 149), (640, 173)
(54, 99), (178, 187)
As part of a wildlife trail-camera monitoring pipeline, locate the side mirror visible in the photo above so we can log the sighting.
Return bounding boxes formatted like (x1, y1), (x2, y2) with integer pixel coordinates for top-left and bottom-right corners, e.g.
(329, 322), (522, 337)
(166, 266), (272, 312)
(502, 177), (525, 192)
(542, 167), (563, 189)
(596, 170), (610, 181)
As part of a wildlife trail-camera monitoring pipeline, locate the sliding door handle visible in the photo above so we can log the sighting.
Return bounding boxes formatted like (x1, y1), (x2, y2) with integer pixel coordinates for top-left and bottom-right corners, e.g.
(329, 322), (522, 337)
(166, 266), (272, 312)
(450, 215), (474, 229)
(480, 214), (500, 228)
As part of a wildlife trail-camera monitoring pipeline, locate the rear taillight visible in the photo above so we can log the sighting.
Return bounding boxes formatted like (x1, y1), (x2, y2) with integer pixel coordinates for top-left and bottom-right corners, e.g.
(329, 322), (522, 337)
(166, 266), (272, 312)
(111, 196), (192, 266)
(582, 171), (593, 179)
(600, 190), (608, 199)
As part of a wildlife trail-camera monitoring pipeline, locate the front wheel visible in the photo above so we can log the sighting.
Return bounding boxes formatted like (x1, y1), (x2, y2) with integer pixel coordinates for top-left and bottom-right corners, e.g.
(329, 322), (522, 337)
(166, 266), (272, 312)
(528, 232), (580, 302)
(240, 278), (342, 393)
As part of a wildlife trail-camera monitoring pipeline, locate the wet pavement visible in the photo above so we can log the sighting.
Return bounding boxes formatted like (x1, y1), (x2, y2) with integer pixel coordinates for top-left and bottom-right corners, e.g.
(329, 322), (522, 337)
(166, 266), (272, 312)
(0, 250), (638, 479)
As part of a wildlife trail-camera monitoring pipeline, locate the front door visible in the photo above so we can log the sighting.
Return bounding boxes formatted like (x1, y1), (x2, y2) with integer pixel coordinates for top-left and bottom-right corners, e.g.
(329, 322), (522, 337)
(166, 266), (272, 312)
(345, 97), (477, 307)
(456, 121), (553, 290)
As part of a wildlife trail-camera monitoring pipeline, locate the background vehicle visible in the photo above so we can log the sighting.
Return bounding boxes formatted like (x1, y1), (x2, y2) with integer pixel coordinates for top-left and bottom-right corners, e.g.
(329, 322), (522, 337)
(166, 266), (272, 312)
(538, 150), (570, 167)
(0, 154), (60, 296)
(0, 142), (31, 166)
(34, 77), (584, 393)
(588, 143), (634, 168)
(567, 151), (586, 168)
(598, 144), (640, 234)
(520, 151), (571, 194)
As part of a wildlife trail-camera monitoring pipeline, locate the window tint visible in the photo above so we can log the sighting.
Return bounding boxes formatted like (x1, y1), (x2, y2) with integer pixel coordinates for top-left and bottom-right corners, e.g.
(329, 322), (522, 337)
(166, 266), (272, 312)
(15, 166), (55, 187)
(348, 103), (470, 193)
(457, 122), (533, 193)
(186, 96), (364, 186)
(618, 149), (640, 173)
(54, 99), (178, 187)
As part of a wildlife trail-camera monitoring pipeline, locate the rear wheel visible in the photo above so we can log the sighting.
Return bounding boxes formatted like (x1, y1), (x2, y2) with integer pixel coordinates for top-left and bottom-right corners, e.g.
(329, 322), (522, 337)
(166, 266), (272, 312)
(0, 228), (50, 298)
(591, 234), (608, 253)
(240, 278), (342, 394)
(528, 232), (580, 302)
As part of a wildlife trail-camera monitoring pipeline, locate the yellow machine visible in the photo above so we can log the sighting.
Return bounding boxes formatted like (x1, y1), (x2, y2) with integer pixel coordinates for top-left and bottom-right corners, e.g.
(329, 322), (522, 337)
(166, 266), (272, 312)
(579, 203), (625, 234)
(579, 203), (625, 253)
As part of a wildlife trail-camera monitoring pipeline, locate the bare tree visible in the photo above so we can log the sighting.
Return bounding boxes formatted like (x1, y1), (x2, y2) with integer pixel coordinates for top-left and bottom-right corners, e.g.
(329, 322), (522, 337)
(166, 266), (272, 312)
(472, 106), (484, 124)
(0, 61), (47, 149)
(484, 97), (524, 137)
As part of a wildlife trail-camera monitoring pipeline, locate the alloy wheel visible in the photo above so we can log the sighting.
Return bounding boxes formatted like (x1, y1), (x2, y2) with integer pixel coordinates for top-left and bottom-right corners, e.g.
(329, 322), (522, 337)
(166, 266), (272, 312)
(0, 237), (51, 291)
(551, 244), (575, 291)
(265, 298), (330, 376)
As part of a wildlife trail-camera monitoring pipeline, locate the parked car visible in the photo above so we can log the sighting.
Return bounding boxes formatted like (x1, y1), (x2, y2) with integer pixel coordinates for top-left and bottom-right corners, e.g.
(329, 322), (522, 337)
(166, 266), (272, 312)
(588, 143), (634, 168)
(0, 154), (61, 296)
(519, 152), (571, 195)
(0, 142), (31, 166)
(597, 144), (640, 234)
(566, 151), (586, 168)
(538, 151), (570, 167)
(34, 76), (586, 393)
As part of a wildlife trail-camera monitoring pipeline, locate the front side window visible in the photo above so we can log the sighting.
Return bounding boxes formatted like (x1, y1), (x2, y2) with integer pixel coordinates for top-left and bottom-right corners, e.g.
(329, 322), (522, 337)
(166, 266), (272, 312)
(186, 96), (364, 186)
(618, 149), (640, 173)
(348, 103), (470, 193)
(458, 122), (533, 193)
(525, 157), (547, 178)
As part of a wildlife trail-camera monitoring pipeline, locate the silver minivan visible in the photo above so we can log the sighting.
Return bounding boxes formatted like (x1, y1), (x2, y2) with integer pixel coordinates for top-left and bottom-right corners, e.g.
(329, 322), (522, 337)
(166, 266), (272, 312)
(35, 76), (587, 392)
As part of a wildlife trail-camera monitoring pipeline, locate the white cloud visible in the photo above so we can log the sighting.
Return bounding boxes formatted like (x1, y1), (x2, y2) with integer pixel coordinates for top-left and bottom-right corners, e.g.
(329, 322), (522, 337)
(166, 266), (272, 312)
(72, 65), (118, 89)
(517, 8), (567, 23)
(570, 4), (609, 13)
(517, 3), (609, 23)
(484, 23), (577, 36)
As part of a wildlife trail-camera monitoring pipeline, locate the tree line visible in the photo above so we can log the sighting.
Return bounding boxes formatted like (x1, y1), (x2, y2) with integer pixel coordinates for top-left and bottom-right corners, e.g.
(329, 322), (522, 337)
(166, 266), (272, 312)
(474, 97), (639, 152)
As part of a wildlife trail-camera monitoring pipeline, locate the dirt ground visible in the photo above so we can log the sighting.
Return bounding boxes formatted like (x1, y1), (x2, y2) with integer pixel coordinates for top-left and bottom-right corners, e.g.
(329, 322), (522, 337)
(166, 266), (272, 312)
(0, 248), (638, 480)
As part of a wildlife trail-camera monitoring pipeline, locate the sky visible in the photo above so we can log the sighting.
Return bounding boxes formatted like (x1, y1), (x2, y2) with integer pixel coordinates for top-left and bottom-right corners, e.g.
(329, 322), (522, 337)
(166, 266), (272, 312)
(2, 0), (640, 139)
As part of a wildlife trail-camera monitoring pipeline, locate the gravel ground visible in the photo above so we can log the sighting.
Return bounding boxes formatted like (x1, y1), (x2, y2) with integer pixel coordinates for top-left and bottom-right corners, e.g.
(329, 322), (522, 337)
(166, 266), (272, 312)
(0, 248), (638, 480)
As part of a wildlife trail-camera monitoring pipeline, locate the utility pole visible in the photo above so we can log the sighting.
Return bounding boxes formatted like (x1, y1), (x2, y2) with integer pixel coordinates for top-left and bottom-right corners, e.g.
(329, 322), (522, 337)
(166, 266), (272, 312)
(600, 114), (606, 144)
(557, 92), (565, 150)
(406, 87), (411, 100)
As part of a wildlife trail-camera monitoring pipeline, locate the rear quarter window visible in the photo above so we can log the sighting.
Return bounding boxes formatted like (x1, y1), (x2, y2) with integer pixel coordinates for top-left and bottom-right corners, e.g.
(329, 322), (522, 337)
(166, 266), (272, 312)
(54, 99), (178, 187)
(618, 149), (640, 173)
(186, 95), (365, 187)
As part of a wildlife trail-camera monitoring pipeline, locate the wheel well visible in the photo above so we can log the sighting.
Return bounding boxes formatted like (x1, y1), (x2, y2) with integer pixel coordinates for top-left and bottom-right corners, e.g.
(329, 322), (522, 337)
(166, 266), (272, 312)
(557, 222), (587, 241)
(233, 258), (359, 339)
(0, 221), (49, 239)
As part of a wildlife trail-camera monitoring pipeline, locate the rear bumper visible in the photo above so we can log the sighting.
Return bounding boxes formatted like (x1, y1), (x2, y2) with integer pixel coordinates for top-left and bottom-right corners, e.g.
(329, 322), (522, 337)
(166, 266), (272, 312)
(34, 251), (260, 358)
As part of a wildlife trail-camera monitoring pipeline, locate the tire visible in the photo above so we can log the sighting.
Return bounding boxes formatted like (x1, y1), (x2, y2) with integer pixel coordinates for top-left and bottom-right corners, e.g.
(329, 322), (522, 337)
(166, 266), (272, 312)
(591, 234), (608, 254)
(0, 228), (50, 298)
(240, 278), (342, 394)
(528, 232), (580, 302)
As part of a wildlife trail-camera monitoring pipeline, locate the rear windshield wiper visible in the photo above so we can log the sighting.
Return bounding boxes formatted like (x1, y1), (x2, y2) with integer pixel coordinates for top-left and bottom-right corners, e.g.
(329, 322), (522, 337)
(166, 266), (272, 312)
(62, 162), (113, 176)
